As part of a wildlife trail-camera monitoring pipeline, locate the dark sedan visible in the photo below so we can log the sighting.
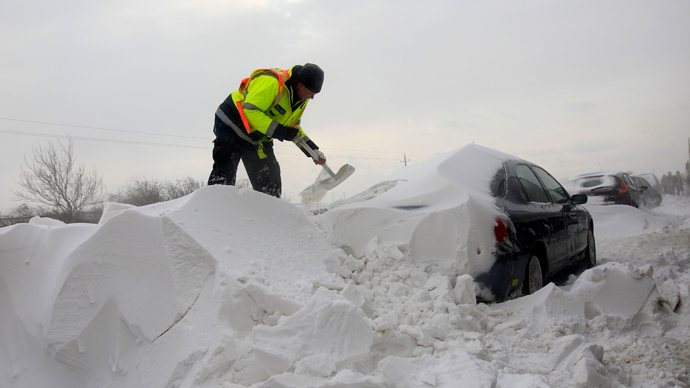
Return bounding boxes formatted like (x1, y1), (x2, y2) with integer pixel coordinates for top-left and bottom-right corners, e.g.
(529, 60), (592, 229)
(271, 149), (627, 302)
(317, 144), (595, 303)
(485, 159), (595, 300)
(631, 176), (662, 208)
(563, 171), (644, 208)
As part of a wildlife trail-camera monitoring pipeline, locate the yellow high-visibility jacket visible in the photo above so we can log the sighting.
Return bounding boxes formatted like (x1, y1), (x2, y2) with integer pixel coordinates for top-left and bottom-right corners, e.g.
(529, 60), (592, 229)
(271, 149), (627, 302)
(214, 67), (317, 159)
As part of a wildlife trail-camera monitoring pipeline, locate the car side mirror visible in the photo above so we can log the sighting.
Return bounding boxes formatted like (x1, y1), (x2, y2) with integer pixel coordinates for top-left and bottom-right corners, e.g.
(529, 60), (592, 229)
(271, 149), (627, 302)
(571, 194), (588, 205)
(640, 185), (648, 191)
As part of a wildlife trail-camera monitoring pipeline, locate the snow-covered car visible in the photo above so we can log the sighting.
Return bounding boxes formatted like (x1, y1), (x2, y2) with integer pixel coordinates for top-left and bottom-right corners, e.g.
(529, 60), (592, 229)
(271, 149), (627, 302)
(317, 144), (595, 302)
(563, 171), (644, 208)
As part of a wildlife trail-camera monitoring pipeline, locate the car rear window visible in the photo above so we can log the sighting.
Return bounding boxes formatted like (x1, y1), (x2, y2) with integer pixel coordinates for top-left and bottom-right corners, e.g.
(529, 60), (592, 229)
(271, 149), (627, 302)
(581, 178), (604, 188)
(575, 175), (618, 189)
(491, 166), (507, 197)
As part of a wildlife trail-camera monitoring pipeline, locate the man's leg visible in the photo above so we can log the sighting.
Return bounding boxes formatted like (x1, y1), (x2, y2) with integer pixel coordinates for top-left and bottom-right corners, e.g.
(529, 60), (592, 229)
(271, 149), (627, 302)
(208, 140), (242, 186)
(242, 147), (282, 198)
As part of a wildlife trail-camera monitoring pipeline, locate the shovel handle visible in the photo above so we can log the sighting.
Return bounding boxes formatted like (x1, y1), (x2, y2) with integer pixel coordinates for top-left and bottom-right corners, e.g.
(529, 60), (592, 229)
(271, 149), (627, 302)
(296, 138), (337, 179)
(321, 163), (338, 179)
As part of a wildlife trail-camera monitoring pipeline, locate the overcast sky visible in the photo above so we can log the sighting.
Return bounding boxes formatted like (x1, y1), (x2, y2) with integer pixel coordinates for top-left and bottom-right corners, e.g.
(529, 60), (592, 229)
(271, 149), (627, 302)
(2, 0), (689, 211)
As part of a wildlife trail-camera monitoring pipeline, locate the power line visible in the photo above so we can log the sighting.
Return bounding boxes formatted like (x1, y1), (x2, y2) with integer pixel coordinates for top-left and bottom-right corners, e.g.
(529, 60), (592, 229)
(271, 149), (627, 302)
(325, 147), (406, 155)
(0, 117), (416, 156)
(0, 117), (208, 140)
(0, 117), (431, 161)
(0, 129), (407, 160)
(0, 129), (210, 149)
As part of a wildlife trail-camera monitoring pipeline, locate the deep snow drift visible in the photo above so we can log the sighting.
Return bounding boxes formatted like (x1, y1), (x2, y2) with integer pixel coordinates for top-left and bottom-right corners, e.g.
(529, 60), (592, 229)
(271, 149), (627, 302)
(1, 186), (689, 387)
(314, 145), (510, 293)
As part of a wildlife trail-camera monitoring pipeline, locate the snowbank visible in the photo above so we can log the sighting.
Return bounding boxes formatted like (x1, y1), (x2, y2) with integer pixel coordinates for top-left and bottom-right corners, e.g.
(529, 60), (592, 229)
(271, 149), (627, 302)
(585, 204), (670, 240)
(317, 144), (511, 282)
(1, 186), (689, 388)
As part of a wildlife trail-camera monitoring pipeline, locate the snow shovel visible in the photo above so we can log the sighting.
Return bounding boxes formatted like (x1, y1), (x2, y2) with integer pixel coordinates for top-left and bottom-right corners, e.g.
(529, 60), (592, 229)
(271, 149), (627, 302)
(296, 138), (355, 208)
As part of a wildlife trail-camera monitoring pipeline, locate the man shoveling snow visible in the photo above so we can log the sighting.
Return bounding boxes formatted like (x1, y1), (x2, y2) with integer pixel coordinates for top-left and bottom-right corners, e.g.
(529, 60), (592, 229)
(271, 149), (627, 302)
(207, 63), (352, 204)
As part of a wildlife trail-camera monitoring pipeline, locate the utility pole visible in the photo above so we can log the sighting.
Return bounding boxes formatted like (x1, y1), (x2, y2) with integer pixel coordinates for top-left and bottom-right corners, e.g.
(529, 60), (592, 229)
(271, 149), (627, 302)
(686, 138), (690, 174)
(402, 153), (410, 166)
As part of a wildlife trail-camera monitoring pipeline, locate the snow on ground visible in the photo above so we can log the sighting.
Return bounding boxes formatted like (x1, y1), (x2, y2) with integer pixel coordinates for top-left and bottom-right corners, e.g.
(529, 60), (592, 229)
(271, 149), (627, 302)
(1, 186), (689, 388)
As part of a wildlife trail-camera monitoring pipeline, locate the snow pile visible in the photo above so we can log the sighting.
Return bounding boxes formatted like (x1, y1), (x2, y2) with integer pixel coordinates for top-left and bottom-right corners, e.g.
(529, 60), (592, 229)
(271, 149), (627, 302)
(318, 144), (513, 286)
(2, 186), (690, 387)
(586, 204), (671, 240)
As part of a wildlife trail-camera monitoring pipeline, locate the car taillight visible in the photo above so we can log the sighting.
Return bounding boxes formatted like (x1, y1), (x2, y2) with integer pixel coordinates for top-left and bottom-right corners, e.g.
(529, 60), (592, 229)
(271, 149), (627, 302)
(494, 218), (508, 243)
(618, 181), (630, 195)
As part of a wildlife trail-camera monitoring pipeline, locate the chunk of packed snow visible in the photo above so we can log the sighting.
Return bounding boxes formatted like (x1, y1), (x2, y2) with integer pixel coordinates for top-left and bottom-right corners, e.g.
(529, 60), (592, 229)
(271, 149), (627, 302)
(253, 287), (374, 377)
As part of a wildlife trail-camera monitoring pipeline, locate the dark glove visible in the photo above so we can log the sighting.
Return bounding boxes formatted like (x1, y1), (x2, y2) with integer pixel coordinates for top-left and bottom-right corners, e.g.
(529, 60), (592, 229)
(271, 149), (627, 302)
(272, 125), (300, 142)
(299, 140), (320, 158)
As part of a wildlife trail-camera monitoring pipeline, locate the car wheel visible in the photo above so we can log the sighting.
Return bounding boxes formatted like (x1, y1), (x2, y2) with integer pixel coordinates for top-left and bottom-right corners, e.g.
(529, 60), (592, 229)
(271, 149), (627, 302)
(523, 255), (544, 295)
(584, 228), (596, 268)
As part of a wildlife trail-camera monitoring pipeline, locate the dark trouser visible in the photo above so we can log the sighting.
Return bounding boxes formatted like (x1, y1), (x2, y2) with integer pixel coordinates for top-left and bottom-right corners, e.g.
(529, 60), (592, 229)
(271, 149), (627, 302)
(208, 140), (282, 198)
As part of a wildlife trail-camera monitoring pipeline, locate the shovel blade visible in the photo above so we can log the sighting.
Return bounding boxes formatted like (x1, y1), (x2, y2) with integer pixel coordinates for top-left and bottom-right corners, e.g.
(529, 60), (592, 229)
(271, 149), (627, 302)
(299, 164), (355, 209)
(318, 164), (355, 190)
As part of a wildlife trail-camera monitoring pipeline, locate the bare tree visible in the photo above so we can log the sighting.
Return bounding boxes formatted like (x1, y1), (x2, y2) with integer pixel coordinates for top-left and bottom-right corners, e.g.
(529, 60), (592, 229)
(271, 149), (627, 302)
(110, 176), (204, 206)
(112, 177), (167, 206)
(0, 204), (37, 226)
(165, 177), (204, 199)
(13, 138), (105, 223)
